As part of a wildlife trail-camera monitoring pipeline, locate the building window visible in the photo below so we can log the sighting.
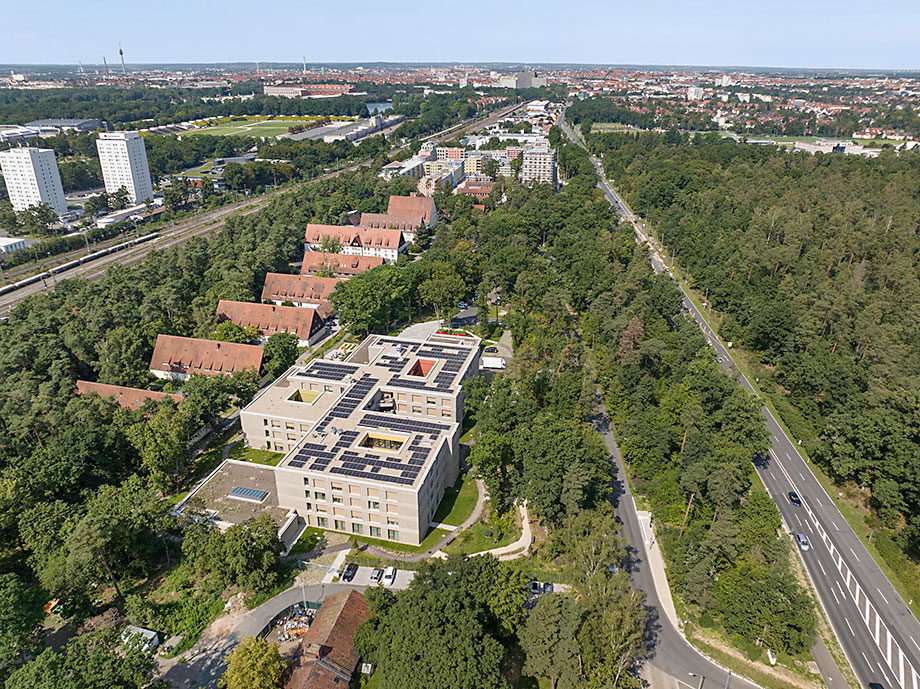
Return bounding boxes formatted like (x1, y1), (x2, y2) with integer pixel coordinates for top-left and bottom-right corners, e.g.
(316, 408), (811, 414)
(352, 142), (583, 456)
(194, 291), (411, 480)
(387, 529), (399, 541)
(334, 519), (346, 531)
(331, 482), (343, 492)
(352, 523), (363, 534)
(304, 490), (310, 498)
(387, 518), (399, 526)
(332, 496), (343, 505)
(315, 492), (326, 501)
(369, 526), (381, 537)
(316, 517), (328, 528)
(368, 500), (380, 510)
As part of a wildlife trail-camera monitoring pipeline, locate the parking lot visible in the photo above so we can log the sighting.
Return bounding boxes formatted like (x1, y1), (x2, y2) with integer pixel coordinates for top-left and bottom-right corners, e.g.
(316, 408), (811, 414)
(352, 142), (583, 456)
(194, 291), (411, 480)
(341, 564), (416, 590)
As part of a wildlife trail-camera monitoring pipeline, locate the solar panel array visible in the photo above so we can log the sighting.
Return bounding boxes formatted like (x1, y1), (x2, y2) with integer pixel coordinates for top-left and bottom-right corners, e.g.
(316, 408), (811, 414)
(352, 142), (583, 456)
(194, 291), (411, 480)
(279, 336), (473, 486)
(296, 361), (359, 381)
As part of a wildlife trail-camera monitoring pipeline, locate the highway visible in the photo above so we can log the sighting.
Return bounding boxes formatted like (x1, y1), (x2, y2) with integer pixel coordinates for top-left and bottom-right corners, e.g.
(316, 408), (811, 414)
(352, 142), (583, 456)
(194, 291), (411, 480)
(560, 113), (920, 689)
(0, 101), (522, 317)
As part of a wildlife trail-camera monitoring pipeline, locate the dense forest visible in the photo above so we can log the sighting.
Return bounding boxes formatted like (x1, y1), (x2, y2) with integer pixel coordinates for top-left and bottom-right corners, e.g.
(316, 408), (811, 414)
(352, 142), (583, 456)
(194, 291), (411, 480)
(590, 130), (920, 561)
(0, 87), (368, 127)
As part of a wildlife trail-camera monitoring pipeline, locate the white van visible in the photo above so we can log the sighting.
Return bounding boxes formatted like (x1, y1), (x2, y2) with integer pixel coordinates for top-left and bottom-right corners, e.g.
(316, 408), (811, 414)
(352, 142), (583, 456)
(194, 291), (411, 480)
(382, 566), (397, 587)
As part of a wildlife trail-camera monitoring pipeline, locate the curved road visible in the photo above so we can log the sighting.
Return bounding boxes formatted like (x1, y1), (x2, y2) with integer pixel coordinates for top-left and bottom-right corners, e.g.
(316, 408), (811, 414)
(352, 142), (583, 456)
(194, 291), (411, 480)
(562, 110), (920, 689)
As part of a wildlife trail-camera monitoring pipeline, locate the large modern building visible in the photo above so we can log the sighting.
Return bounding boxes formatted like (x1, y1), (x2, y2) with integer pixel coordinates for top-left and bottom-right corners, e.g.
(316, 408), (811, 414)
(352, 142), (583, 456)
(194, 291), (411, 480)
(25, 118), (101, 135)
(0, 147), (67, 216)
(96, 131), (154, 204)
(184, 332), (480, 546)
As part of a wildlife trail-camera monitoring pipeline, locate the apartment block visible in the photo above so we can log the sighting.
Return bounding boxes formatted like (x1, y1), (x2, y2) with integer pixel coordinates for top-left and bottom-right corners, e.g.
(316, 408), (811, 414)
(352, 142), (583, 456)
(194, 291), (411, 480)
(96, 131), (154, 204)
(520, 148), (557, 186)
(221, 332), (481, 545)
(304, 225), (406, 263)
(0, 147), (67, 215)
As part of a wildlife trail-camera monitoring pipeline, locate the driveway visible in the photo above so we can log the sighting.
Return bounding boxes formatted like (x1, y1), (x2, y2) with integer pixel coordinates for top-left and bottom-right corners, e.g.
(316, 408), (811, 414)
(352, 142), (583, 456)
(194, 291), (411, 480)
(398, 319), (443, 340)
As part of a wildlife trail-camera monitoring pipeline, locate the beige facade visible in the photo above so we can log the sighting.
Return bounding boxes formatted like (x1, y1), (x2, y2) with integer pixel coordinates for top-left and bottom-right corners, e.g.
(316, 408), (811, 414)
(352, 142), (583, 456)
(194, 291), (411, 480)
(237, 332), (480, 545)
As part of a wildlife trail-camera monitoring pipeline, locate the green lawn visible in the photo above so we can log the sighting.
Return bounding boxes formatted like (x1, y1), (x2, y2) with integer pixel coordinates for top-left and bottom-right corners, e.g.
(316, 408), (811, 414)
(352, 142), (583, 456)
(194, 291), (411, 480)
(431, 470), (479, 527)
(305, 526), (451, 555)
(445, 506), (521, 556)
(187, 116), (345, 138)
(228, 444), (285, 466)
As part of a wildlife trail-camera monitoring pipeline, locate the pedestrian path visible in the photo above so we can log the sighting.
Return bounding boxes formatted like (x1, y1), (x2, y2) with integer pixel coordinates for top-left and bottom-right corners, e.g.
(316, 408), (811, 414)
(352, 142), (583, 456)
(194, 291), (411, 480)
(322, 549), (348, 584)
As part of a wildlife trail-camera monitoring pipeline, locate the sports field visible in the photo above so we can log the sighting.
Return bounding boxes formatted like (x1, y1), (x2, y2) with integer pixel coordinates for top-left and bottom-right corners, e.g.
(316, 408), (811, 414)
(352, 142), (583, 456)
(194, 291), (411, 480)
(187, 117), (334, 138)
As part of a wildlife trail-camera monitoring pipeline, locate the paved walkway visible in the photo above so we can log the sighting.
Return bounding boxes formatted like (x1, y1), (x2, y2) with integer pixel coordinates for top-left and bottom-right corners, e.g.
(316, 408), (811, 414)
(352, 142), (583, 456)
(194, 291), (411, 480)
(472, 502), (532, 561)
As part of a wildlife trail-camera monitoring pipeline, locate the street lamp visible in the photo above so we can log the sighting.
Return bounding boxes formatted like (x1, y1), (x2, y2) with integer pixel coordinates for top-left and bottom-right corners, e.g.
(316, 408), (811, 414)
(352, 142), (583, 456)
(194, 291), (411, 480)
(689, 673), (704, 689)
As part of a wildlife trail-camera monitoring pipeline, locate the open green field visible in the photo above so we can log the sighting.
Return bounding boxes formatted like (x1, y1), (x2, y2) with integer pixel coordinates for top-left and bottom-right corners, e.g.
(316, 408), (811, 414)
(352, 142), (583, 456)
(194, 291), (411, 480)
(592, 122), (643, 132)
(187, 117), (332, 138)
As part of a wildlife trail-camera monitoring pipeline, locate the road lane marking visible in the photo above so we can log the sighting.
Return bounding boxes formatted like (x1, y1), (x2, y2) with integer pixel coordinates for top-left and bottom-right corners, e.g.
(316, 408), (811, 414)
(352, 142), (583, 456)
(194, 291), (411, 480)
(912, 636), (920, 652)
(818, 560), (826, 576)
(864, 652), (872, 666)
(800, 472), (807, 482)
(832, 587), (840, 604)
(850, 547), (861, 562)
(876, 612), (881, 642)
(816, 497), (823, 507)
(846, 618), (856, 635)
(878, 588), (889, 605)
(795, 514), (803, 526)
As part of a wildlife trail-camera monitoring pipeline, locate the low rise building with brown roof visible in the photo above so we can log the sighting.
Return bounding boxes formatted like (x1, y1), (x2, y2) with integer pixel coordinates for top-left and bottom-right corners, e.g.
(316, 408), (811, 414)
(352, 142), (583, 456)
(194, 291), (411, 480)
(386, 194), (437, 226)
(149, 334), (263, 381)
(303, 225), (405, 263)
(455, 178), (495, 200)
(358, 212), (424, 243)
(216, 300), (327, 347)
(286, 590), (370, 689)
(300, 253), (384, 278)
(260, 274), (342, 313)
(75, 381), (183, 410)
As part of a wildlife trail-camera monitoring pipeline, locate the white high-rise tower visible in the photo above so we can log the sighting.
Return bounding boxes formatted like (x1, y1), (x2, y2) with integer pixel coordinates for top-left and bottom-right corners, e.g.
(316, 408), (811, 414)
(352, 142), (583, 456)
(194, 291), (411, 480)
(96, 131), (153, 204)
(0, 147), (68, 216)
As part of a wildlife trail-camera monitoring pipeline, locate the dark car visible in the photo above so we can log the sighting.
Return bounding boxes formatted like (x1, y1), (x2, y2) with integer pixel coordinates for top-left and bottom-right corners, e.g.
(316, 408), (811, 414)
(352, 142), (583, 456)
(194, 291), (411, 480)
(869, 683), (885, 689)
(370, 568), (384, 583)
(484, 346), (498, 353)
(341, 563), (358, 582)
(788, 491), (802, 507)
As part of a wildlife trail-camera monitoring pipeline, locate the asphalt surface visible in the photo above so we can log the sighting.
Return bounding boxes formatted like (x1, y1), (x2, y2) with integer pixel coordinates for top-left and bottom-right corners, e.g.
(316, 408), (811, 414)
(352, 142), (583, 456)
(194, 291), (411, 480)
(561, 113), (920, 689)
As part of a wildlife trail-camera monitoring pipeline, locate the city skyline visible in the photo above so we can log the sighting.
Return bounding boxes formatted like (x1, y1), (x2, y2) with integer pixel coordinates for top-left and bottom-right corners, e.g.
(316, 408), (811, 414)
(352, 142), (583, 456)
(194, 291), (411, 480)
(2, 0), (919, 70)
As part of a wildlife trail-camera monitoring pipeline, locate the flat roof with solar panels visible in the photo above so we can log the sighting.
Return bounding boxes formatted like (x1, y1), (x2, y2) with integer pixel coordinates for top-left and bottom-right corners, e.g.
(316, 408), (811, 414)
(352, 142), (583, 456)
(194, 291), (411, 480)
(241, 332), (480, 491)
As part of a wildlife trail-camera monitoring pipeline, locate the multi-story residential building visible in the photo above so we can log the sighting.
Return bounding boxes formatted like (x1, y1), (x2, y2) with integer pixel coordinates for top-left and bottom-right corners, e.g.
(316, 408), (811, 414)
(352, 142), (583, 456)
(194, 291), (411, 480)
(149, 335), (263, 381)
(304, 225), (406, 263)
(455, 178), (495, 201)
(0, 147), (67, 215)
(358, 195), (438, 243)
(96, 131), (154, 204)
(216, 300), (329, 346)
(223, 332), (481, 545)
(260, 274), (343, 310)
(301, 253), (384, 278)
(520, 148), (557, 186)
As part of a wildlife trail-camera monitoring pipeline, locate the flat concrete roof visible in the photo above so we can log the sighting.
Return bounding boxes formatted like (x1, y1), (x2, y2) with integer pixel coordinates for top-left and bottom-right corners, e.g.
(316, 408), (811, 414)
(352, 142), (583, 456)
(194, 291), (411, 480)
(183, 461), (289, 527)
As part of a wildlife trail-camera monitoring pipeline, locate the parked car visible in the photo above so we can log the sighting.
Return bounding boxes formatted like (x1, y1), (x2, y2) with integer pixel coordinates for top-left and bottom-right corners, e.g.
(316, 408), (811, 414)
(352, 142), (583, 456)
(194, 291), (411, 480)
(528, 581), (542, 594)
(543, 582), (554, 595)
(341, 563), (358, 582)
(788, 491), (802, 507)
(796, 533), (810, 551)
(484, 346), (498, 353)
(382, 566), (397, 587)
(458, 302), (468, 310)
(868, 683), (885, 689)
(370, 568), (384, 584)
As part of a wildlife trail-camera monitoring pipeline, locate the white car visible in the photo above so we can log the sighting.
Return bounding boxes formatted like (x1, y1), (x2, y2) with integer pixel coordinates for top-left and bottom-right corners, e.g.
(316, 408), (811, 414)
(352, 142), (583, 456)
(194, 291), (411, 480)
(382, 566), (397, 587)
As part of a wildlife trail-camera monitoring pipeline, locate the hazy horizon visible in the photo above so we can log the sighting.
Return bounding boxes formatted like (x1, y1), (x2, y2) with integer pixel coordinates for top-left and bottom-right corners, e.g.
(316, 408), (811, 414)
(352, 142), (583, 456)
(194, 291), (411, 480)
(2, 0), (918, 71)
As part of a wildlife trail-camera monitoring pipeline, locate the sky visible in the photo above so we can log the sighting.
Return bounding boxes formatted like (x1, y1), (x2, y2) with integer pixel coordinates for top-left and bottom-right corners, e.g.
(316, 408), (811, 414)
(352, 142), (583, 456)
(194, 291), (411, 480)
(2, 0), (918, 70)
